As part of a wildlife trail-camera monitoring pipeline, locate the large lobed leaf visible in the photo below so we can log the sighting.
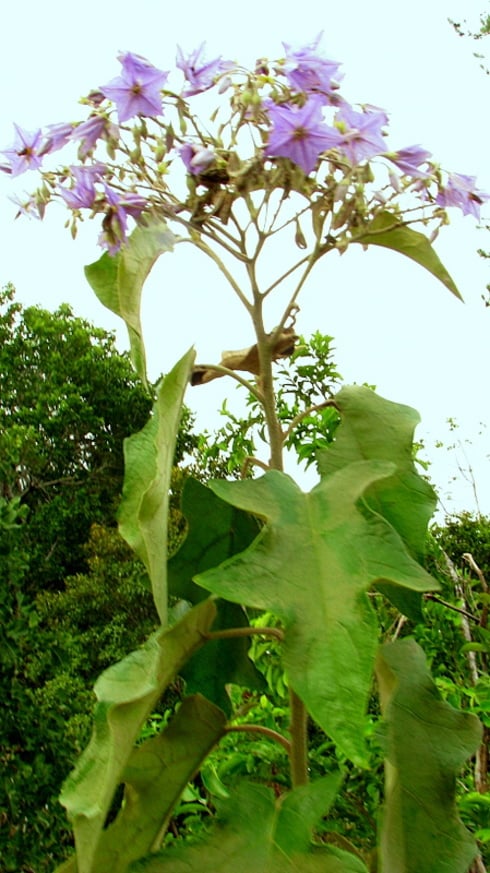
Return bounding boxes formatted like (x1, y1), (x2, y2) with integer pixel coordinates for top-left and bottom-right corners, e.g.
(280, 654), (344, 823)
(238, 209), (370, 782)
(376, 638), (482, 873)
(118, 348), (195, 626)
(56, 599), (217, 873)
(318, 385), (439, 620)
(196, 462), (437, 765)
(84, 217), (176, 389)
(351, 211), (462, 299)
(129, 777), (369, 872)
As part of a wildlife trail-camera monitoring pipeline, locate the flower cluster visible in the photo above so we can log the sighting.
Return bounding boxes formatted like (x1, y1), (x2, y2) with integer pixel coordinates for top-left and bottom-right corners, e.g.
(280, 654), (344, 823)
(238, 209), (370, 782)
(2, 36), (487, 254)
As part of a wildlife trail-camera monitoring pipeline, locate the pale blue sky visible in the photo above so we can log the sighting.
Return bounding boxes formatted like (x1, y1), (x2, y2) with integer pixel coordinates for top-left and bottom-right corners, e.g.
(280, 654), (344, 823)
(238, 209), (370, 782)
(0, 0), (488, 517)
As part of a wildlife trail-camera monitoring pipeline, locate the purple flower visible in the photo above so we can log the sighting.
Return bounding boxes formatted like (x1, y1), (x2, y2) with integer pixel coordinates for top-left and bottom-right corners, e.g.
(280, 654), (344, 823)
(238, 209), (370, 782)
(100, 52), (169, 123)
(336, 105), (387, 164)
(436, 173), (489, 220)
(98, 185), (147, 254)
(39, 122), (75, 157)
(1, 124), (43, 176)
(176, 43), (233, 96)
(71, 115), (116, 157)
(280, 33), (342, 97)
(265, 97), (342, 175)
(387, 145), (432, 179)
(10, 193), (43, 219)
(58, 164), (107, 209)
(180, 142), (215, 175)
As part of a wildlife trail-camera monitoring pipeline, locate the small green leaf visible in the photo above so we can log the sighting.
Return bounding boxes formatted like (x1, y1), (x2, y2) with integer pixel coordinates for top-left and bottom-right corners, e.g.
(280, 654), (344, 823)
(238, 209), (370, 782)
(118, 348), (195, 625)
(352, 212), (462, 300)
(85, 217), (175, 388)
(376, 638), (482, 873)
(59, 599), (217, 873)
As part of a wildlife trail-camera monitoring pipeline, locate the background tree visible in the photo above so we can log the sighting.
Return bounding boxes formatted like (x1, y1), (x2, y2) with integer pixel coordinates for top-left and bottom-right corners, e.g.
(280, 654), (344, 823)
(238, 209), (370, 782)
(0, 283), (153, 589)
(0, 285), (200, 871)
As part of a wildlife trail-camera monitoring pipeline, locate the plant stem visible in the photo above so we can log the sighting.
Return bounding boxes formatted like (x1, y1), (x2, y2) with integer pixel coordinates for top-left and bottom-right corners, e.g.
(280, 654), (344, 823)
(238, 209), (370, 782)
(226, 724), (291, 755)
(204, 626), (284, 643)
(289, 688), (309, 787)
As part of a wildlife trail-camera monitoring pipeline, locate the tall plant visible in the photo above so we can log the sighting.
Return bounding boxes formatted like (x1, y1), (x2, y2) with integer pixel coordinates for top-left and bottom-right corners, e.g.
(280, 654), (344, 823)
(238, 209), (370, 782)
(3, 35), (487, 872)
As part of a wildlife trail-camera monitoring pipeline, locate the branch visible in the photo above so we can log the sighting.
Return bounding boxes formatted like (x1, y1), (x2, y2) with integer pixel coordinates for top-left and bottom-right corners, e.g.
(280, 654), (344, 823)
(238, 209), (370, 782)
(282, 400), (338, 442)
(190, 364), (264, 400)
(225, 724), (291, 755)
(204, 626), (284, 643)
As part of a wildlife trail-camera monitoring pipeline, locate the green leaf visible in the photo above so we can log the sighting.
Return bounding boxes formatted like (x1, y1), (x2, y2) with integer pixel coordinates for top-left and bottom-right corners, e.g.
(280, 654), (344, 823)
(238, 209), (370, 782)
(86, 695), (227, 873)
(318, 386), (439, 620)
(130, 779), (369, 872)
(59, 598), (217, 873)
(169, 477), (266, 712)
(168, 477), (261, 604)
(85, 217), (175, 388)
(196, 466), (436, 765)
(182, 598), (267, 716)
(376, 638), (482, 873)
(118, 348), (195, 625)
(352, 212), (462, 299)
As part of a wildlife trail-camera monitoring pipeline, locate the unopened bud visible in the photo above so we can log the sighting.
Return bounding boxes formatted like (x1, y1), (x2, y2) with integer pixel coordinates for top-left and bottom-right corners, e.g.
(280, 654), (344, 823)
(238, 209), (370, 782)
(294, 218), (307, 249)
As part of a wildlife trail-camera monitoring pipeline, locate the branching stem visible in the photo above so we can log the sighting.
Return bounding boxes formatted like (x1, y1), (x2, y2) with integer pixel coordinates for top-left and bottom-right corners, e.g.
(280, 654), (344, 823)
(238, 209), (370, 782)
(226, 724), (291, 755)
(204, 626), (284, 643)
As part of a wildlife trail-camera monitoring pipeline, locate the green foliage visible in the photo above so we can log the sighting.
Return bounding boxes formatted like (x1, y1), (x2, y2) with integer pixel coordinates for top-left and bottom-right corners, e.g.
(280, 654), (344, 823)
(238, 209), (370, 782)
(118, 348), (196, 625)
(196, 389), (438, 766)
(432, 511), (490, 581)
(198, 332), (342, 477)
(50, 375), (482, 873)
(131, 779), (370, 873)
(85, 217), (176, 390)
(57, 599), (217, 873)
(0, 283), (153, 590)
(376, 639), (482, 873)
(352, 212), (462, 299)
(0, 288), (204, 872)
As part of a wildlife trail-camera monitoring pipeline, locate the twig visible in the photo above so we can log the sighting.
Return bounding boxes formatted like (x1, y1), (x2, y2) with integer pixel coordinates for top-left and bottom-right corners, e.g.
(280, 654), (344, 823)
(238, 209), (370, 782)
(191, 364), (264, 401)
(204, 626), (284, 643)
(241, 455), (270, 478)
(463, 552), (489, 630)
(225, 724), (291, 755)
(282, 399), (337, 442)
(424, 593), (479, 625)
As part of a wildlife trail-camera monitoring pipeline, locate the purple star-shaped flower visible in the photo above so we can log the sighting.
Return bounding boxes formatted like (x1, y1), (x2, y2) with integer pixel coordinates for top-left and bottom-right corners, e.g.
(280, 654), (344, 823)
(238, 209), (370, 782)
(176, 43), (233, 96)
(100, 52), (169, 123)
(265, 97), (342, 175)
(281, 33), (342, 97)
(387, 145), (432, 179)
(1, 124), (44, 176)
(336, 105), (387, 164)
(59, 164), (107, 209)
(436, 173), (489, 220)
